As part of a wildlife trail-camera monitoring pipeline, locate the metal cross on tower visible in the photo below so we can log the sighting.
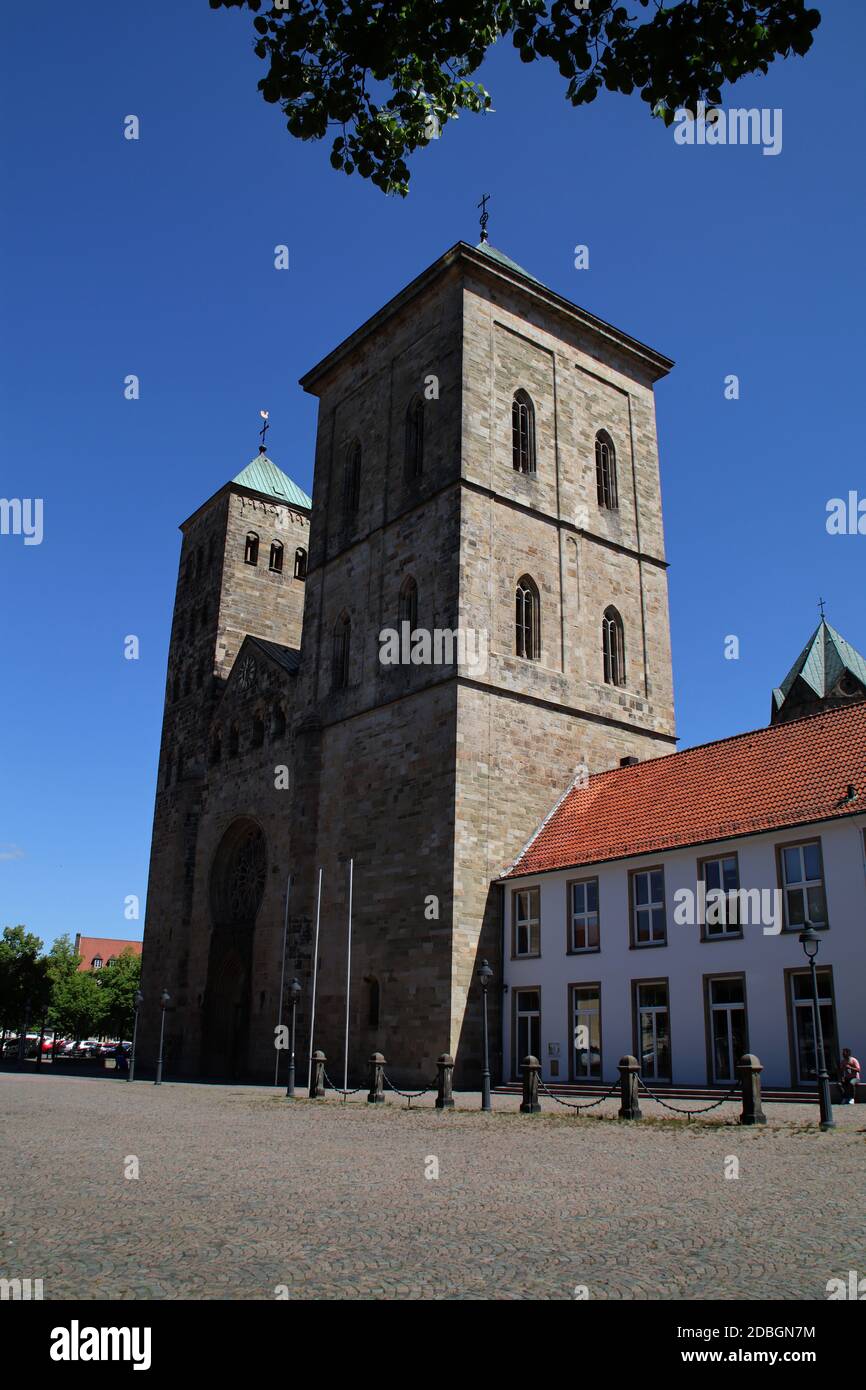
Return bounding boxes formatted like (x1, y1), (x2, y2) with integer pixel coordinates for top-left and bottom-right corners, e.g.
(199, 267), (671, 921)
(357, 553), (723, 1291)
(818, 596), (826, 620)
(477, 192), (491, 244)
(258, 409), (269, 454)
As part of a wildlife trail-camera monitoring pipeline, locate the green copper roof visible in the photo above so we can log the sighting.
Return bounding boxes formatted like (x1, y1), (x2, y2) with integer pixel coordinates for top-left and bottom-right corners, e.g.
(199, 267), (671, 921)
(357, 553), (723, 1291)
(232, 454), (312, 510)
(773, 619), (866, 711)
(475, 241), (543, 287)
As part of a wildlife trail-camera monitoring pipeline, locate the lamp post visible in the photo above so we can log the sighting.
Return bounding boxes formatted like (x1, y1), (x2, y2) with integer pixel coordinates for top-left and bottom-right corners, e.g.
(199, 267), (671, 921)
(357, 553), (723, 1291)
(154, 989), (170, 1087)
(477, 959), (493, 1112)
(128, 990), (144, 1083)
(798, 926), (835, 1131)
(285, 978), (302, 1098)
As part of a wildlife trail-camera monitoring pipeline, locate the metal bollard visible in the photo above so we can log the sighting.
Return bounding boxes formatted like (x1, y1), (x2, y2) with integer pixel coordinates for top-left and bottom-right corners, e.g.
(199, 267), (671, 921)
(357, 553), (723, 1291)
(520, 1055), (541, 1113)
(618, 1055), (642, 1120)
(436, 1053), (455, 1110)
(737, 1053), (767, 1126)
(367, 1051), (385, 1104)
(310, 1050), (326, 1099)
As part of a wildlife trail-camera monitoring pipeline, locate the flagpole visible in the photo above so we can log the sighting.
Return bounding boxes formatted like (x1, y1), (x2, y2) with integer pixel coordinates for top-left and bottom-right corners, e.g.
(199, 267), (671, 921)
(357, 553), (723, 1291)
(306, 867), (323, 1094)
(343, 857), (353, 1093)
(274, 873), (292, 1086)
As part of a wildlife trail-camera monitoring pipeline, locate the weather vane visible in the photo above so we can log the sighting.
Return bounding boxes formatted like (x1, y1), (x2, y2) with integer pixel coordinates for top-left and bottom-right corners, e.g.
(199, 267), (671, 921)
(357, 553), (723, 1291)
(477, 192), (491, 244)
(259, 409), (269, 454)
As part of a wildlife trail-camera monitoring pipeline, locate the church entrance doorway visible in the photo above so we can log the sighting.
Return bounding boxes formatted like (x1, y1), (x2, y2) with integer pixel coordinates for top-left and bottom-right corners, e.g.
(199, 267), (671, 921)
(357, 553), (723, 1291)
(201, 818), (266, 1079)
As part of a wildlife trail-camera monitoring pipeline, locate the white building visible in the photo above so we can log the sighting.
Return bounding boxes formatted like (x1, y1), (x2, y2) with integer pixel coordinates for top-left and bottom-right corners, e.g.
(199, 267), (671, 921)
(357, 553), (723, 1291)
(500, 680), (866, 1093)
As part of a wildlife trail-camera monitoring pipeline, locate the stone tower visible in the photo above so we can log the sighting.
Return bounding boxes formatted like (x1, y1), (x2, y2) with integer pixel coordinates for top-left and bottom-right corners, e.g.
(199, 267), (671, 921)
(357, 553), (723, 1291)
(139, 239), (677, 1086)
(137, 454), (311, 1070)
(284, 239), (676, 1085)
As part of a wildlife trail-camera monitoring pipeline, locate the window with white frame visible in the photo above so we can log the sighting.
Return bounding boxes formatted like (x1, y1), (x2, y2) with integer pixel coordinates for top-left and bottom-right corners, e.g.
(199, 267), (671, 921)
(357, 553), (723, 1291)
(700, 854), (741, 937)
(779, 839), (827, 929)
(568, 877), (599, 951)
(630, 867), (666, 945)
(512, 887), (540, 957)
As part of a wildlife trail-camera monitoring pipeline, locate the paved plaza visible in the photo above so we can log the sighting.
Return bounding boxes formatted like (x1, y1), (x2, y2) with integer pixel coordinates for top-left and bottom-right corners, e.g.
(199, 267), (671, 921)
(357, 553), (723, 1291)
(1, 1072), (862, 1300)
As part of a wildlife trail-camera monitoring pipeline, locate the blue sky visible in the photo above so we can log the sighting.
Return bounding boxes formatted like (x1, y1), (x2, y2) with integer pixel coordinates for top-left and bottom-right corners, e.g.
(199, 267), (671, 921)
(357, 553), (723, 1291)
(1, 2), (863, 949)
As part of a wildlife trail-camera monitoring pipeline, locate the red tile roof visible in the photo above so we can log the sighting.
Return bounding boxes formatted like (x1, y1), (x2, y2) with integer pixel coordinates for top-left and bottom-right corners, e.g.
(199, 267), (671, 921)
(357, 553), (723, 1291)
(503, 701), (866, 879)
(74, 936), (142, 971)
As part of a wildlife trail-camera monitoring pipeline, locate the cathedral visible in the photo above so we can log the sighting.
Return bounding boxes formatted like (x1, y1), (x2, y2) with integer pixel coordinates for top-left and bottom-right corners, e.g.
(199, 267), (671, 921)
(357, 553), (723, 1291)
(137, 235), (685, 1085)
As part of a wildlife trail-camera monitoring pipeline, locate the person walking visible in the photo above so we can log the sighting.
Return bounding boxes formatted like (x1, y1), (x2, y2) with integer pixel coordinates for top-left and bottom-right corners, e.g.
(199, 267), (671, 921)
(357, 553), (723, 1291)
(839, 1047), (860, 1104)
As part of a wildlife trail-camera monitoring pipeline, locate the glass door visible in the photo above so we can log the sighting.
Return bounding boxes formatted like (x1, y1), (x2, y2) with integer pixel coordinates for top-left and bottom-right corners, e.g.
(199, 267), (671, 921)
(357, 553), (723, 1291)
(513, 989), (540, 1080)
(708, 977), (746, 1084)
(636, 981), (671, 1082)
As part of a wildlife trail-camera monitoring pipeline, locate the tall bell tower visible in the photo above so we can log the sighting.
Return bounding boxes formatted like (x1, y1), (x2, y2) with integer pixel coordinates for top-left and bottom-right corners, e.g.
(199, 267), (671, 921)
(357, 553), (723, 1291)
(289, 238), (676, 1084)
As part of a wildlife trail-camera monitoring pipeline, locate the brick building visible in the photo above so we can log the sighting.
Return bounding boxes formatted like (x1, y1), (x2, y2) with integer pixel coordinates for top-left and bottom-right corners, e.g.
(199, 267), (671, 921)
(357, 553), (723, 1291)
(73, 936), (142, 973)
(138, 238), (681, 1083)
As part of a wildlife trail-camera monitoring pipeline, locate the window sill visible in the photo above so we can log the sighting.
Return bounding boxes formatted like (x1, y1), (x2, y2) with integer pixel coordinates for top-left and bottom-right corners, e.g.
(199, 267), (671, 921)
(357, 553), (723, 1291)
(629, 939), (668, 949)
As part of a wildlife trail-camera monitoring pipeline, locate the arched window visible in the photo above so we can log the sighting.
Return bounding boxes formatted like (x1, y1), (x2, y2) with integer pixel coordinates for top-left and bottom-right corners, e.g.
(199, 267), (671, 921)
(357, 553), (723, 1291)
(602, 606), (626, 687)
(195, 663), (204, 690)
(398, 576), (418, 631)
(210, 731), (222, 765)
(512, 390), (536, 475)
(183, 668), (191, 696)
(229, 724), (240, 757)
(176, 749), (185, 781)
(515, 576), (541, 660)
(271, 704), (286, 739)
(405, 396), (424, 479)
(207, 536), (215, 565)
(194, 548), (203, 579)
(269, 541), (284, 573)
(344, 440), (361, 514)
(294, 547), (307, 580)
(332, 613), (351, 692)
(252, 714), (265, 748)
(595, 431), (618, 509)
(91, 957), (103, 970)
(172, 676), (180, 703)
(244, 532), (259, 566)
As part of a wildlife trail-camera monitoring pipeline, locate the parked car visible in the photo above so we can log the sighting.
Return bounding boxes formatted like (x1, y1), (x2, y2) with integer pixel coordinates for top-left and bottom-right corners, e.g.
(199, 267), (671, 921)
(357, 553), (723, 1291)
(1, 1034), (40, 1058)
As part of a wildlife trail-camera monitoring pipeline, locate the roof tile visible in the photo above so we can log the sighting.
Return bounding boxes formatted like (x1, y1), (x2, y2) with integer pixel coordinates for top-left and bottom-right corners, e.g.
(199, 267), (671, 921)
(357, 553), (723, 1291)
(504, 701), (866, 878)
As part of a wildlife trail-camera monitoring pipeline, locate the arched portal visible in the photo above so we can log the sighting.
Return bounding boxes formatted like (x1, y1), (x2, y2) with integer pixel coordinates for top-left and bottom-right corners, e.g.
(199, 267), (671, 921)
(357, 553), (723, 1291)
(201, 818), (266, 1078)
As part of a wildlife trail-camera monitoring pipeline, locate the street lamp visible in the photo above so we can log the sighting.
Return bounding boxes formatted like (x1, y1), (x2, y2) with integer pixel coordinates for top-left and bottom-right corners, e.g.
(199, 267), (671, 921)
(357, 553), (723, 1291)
(154, 989), (171, 1087)
(128, 990), (144, 1083)
(285, 978), (302, 1099)
(477, 959), (493, 1112)
(798, 925), (835, 1131)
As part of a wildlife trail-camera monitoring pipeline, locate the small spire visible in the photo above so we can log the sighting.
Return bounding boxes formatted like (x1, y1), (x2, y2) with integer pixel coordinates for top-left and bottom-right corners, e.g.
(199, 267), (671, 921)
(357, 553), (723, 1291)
(477, 192), (491, 245)
(258, 409), (269, 455)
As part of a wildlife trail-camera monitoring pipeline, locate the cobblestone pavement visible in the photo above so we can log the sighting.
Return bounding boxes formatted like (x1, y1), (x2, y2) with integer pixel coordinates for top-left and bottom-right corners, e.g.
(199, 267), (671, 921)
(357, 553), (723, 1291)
(1, 1073), (863, 1300)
